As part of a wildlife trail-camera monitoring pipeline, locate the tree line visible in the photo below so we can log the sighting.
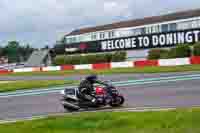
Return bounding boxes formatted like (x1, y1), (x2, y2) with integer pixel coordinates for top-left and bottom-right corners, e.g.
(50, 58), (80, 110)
(0, 41), (37, 63)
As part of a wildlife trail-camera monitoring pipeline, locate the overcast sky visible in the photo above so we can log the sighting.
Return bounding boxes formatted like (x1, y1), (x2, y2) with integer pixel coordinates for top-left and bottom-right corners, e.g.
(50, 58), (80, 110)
(0, 0), (200, 48)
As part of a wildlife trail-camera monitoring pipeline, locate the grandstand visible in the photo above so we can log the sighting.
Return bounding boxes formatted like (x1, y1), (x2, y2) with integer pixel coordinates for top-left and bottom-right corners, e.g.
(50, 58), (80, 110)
(25, 50), (52, 67)
(54, 8), (200, 59)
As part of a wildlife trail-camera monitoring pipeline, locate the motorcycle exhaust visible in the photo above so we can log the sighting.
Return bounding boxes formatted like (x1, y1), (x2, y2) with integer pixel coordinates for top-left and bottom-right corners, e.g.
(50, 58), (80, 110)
(61, 101), (80, 110)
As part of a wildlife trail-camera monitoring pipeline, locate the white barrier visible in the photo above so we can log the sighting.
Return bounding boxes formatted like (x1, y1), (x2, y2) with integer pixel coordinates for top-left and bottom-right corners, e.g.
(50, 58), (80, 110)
(9, 57), (196, 73)
(13, 68), (34, 73)
(13, 69), (23, 73)
(42, 66), (61, 71)
(75, 64), (92, 70)
(158, 58), (190, 66)
(111, 61), (134, 68)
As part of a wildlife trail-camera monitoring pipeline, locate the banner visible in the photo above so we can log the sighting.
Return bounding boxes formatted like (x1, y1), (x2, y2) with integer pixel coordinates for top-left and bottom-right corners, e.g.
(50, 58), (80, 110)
(57, 28), (200, 54)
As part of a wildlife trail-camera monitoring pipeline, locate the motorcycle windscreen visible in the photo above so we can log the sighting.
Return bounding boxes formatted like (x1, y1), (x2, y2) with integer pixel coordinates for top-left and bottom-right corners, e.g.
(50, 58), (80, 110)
(65, 88), (76, 95)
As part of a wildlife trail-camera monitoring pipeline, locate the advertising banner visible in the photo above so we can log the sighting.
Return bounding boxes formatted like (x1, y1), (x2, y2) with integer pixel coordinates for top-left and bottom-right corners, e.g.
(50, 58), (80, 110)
(58, 28), (200, 54)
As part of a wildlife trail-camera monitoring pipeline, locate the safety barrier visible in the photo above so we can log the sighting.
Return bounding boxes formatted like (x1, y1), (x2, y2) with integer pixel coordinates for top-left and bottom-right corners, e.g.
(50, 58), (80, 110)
(92, 63), (111, 70)
(13, 68), (35, 73)
(134, 60), (158, 67)
(190, 56), (200, 64)
(61, 65), (74, 70)
(0, 69), (11, 74)
(42, 66), (61, 71)
(1, 56), (200, 74)
(74, 64), (92, 70)
(158, 58), (190, 66)
(111, 61), (134, 68)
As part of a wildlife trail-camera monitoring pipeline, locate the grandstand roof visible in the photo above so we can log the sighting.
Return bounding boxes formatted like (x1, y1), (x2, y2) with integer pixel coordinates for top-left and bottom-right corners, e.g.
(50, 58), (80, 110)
(66, 8), (200, 36)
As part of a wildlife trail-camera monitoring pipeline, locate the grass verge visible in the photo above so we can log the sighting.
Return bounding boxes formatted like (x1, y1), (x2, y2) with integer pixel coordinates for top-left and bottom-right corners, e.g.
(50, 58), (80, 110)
(1, 65), (200, 76)
(0, 80), (78, 93)
(0, 108), (198, 133)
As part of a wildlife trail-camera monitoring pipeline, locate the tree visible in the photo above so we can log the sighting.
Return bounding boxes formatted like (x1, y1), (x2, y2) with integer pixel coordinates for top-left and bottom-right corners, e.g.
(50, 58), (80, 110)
(193, 43), (200, 56)
(0, 46), (5, 57)
(148, 49), (169, 59)
(3, 41), (36, 63)
(4, 41), (21, 63)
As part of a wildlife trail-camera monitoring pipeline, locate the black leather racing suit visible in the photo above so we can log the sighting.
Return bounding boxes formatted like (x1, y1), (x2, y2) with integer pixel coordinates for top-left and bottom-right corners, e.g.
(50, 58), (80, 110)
(78, 79), (106, 102)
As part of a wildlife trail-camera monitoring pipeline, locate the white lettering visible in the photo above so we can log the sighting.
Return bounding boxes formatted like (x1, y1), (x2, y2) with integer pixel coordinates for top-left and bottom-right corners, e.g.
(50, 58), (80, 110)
(185, 31), (193, 43)
(101, 41), (107, 50)
(119, 39), (125, 48)
(100, 30), (200, 51)
(193, 30), (200, 42)
(159, 34), (166, 46)
(107, 41), (112, 50)
(143, 36), (149, 47)
(166, 33), (173, 45)
(125, 38), (131, 48)
(177, 32), (185, 44)
(131, 38), (136, 48)
(138, 37), (143, 47)
(152, 35), (159, 46)
(115, 40), (119, 49)
(173, 33), (177, 44)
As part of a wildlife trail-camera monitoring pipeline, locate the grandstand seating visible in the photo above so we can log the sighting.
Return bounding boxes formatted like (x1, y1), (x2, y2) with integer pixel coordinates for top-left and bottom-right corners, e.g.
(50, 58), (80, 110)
(25, 50), (51, 67)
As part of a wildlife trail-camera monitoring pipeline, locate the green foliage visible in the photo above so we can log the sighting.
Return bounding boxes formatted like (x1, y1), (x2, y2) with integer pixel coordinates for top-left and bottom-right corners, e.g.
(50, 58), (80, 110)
(193, 43), (200, 56)
(148, 44), (192, 59)
(0, 41), (35, 63)
(4, 41), (20, 63)
(0, 46), (5, 57)
(169, 44), (191, 58)
(0, 80), (78, 93)
(159, 51), (170, 59)
(112, 51), (127, 62)
(0, 109), (199, 133)
(54, 51), (127, 65)
(148, 49), (169, 59)
(53, 55), (65, 65)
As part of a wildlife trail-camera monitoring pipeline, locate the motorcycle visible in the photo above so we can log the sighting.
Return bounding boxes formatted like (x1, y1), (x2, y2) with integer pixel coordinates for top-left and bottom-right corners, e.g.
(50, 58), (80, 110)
(60, 81), (124, 111)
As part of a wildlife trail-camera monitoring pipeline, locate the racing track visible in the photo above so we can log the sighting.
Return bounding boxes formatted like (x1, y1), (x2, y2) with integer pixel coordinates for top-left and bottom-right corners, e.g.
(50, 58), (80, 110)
(1, 72), (200, 81)
(0, 76), (200, 120)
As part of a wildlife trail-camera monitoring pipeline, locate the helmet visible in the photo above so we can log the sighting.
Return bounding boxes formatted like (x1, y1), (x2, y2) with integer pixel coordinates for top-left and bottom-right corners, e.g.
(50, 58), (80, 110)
(86, 74), (97, 83)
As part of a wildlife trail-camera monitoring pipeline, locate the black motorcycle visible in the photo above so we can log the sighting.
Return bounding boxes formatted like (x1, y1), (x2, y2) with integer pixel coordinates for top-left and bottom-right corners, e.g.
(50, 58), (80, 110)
(60, 82), (124, 111)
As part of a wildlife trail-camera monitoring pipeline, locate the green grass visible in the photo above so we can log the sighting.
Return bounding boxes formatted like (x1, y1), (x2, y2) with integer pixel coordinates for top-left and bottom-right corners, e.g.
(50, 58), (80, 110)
(0, 80), (78, 93)
(0, 108), (198, 133)
(1, 65), (200, 76)
(1, 65), (200, 93)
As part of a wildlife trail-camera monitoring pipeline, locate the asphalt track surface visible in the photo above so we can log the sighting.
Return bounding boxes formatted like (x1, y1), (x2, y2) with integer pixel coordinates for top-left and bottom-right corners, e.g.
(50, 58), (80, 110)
(0, 76), (200, 120)
(0, 72), (200, 82)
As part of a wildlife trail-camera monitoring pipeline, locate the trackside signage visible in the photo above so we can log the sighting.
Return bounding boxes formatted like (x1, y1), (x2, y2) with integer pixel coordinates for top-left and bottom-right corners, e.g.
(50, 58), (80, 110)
(57, 28), (200, 54)
(101, 29), (200, 51)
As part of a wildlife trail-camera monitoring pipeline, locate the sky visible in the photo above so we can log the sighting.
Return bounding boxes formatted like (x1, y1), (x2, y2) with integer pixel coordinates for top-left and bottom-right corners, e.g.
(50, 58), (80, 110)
(0, 0), (200, 48)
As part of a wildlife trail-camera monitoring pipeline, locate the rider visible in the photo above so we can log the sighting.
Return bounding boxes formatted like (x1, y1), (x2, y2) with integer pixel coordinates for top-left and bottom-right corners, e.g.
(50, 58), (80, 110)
(78, 74), (106, 103)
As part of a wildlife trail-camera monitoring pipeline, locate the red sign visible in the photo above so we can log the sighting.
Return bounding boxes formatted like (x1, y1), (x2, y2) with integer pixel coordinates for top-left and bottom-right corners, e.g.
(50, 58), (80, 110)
(79, 43), (87, 51)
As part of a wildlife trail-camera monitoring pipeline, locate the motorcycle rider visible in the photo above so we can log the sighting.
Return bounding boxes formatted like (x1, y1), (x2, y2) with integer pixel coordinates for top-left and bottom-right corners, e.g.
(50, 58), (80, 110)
(78, 74), (106, 103)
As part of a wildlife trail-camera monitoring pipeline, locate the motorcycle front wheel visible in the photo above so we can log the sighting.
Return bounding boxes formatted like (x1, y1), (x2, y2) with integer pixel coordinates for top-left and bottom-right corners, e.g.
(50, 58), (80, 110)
(109, 95), (124, 107)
